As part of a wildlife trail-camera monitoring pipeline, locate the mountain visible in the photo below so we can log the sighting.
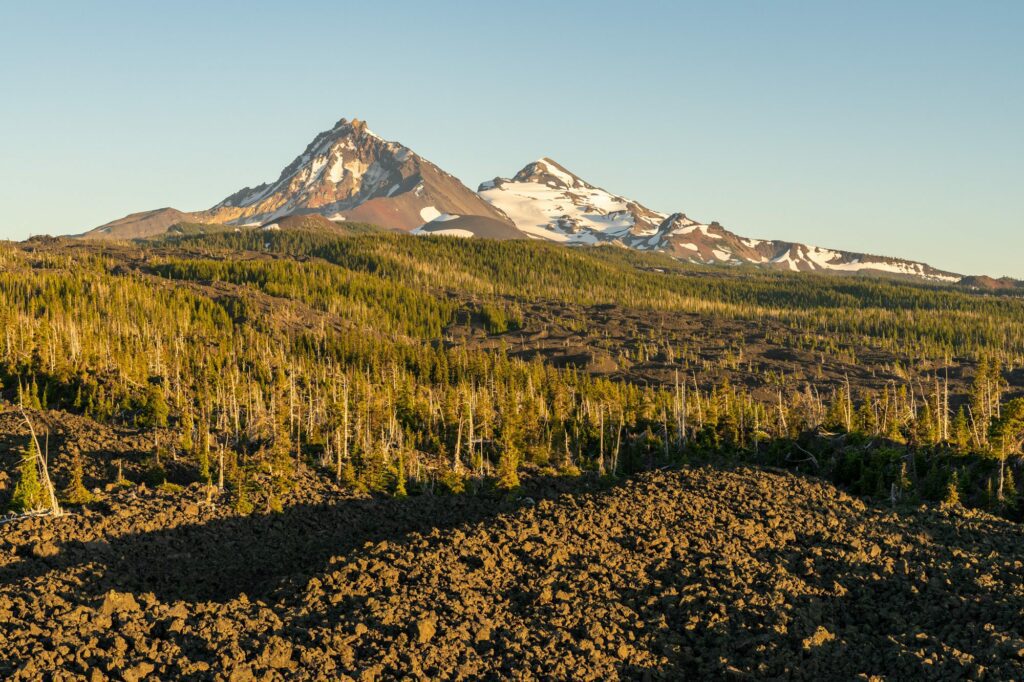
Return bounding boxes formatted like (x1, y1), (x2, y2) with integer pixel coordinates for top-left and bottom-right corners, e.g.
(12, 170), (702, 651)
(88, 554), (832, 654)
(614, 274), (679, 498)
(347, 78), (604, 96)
(80, 118), (524, 240)
(80, 207), (197, 241)
(480, 158), (962, 283)
(196, 118), (517, 234)
(478, 158), (668, 243)
(638, 213), (960, 281)
(78, 121), (966, 283)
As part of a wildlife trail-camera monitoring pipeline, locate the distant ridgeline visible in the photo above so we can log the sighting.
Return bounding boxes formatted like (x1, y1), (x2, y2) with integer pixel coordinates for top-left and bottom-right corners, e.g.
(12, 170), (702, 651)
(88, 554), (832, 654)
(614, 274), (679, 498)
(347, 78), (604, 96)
(74, 116), (1011, 287)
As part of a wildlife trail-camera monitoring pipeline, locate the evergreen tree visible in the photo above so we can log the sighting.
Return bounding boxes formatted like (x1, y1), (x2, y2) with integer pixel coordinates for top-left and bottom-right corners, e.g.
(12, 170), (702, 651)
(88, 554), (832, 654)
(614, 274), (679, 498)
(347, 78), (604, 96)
(61, 450), (94, 505)
(394, 453), (408, 497)
(497, 444), (520, 491)
(179, 407), (195, 454)
(141, 383), (170, 428)
(10, 443), (45, 512)
(943, 470), (961, 508)
(197, 424), (212, 484)
(951, 407), (971, 452)
(234, 470), (254, 515)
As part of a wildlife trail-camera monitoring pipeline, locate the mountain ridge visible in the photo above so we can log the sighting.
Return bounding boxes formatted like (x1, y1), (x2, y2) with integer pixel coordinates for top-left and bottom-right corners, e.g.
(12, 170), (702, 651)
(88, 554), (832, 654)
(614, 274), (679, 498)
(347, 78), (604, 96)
(480, 157), (963, 283)
(77, 117), (983, 284)
(80, 118), (523, 241)
(194, 118), (516, 234)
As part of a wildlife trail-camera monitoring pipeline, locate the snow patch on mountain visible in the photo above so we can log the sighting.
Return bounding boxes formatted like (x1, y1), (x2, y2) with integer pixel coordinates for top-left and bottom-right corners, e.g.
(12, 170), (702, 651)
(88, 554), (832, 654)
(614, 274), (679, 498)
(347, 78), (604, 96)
(479, 160), (962, 284)
(479, 158), (666, 244)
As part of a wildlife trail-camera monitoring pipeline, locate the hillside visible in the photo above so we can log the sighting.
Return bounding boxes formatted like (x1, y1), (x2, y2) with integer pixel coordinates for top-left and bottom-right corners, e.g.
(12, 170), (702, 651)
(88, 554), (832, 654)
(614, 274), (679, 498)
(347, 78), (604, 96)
(81, 208), (197, 241)
(2, 445), (1023, 679)
(2, 230), (1024, 679)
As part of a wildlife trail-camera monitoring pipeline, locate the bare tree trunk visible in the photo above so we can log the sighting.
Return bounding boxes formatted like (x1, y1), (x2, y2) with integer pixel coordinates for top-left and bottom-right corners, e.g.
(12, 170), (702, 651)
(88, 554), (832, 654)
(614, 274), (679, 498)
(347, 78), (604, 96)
(662, 409), (669, 460)
(943, 370), (950, 442)
(467, 390), (476, 473)
(336, 381), (349, 482)
(998, 453), (1006, 503)
(616, 413), (624, 472)
(454, 415), (464, 474)
(18, 403), (61, 516)
(966, 404), (983, 450)
(674, 371), (682, 449)
(693, 374), (703, 430)
(777, 390), (788, 436)
(218, 442), (225, 492)
(844, 375), (853, 432)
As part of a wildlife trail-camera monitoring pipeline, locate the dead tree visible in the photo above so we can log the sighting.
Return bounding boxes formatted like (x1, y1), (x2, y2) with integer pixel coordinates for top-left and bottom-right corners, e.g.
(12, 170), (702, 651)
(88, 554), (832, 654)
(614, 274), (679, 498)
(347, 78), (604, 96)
(17, 403), (61, 517)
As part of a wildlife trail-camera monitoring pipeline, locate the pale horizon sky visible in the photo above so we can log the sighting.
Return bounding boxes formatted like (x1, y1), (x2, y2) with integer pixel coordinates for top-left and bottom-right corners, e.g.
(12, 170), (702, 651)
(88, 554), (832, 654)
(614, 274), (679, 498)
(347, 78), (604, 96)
(1, 1), (1021, 277)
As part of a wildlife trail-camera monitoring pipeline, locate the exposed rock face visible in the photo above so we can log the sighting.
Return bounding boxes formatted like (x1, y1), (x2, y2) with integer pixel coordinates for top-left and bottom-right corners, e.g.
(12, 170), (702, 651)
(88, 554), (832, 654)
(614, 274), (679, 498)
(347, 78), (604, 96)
(81, 118), (523, 239)
(197, 118), (516, 233)
(960, 275), (1024, 291)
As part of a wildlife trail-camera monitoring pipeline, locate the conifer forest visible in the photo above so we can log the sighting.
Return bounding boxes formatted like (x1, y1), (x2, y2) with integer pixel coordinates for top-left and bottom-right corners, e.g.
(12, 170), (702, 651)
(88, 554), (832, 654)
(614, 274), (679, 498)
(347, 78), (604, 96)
(3, 228), (1024, 679)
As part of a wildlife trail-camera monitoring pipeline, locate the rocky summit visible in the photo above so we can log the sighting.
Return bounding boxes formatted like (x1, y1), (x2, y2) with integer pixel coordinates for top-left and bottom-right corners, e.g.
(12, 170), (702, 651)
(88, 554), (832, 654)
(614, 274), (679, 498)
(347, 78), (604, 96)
(81, 118), (522, 241)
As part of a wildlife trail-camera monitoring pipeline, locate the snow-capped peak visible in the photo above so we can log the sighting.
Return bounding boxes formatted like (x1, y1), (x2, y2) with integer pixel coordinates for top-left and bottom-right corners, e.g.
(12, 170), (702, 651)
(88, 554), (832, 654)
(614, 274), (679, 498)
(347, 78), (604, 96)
(512, 158), (587, 190)
(479, 159), (666, 244)
(478, 160), (962, 283)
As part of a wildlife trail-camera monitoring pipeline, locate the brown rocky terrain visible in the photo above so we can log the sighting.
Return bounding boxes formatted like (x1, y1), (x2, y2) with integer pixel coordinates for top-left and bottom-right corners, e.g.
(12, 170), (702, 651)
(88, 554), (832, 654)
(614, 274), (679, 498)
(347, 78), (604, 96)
(447, 297), (1024, 405)
(3, 448), (1023, 680)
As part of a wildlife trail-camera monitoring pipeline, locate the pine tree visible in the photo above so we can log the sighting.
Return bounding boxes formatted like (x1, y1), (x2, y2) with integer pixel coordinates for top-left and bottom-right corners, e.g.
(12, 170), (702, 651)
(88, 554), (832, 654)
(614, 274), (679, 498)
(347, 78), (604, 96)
(951, 407), (971, 452)
(916, 403), (938, 446)
(178, 407), (195, 454)
(394, 453), (408, 497)
(234, 470), (254, 515)
(141, 383), (169, 428)
(197, 424), (212, 484)
(942, 470), (961, 509)
(1003, 466), (1018, 508)
(989, 398), (1024, 503)
(896, 461), (912, 496)
(61, 450), (94, 505)
(10, 443), (45, 512)
(496, 444), (520, 491)
(825, 389), (847, 432)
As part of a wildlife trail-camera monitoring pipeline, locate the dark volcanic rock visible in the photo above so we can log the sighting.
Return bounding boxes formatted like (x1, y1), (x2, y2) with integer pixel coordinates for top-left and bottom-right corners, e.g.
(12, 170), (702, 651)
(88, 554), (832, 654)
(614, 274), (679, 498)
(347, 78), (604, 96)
(1, 466), (1023, 680)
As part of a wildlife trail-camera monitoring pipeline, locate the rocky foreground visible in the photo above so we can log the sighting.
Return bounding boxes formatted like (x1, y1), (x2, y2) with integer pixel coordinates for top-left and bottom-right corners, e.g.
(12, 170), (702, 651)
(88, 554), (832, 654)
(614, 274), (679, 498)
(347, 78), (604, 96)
(2, 465), (1024, 680)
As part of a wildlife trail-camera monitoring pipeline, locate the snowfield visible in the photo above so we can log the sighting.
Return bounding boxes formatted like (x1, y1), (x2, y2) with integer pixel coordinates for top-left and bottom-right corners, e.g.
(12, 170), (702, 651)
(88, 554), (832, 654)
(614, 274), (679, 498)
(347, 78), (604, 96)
(478, 158), (962, 284)
(479, 158), (664, 244)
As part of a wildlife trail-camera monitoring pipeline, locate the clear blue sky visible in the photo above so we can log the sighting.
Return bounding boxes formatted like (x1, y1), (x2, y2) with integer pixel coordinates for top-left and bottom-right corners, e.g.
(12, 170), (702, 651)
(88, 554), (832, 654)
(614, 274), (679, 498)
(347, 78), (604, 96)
(2, 1), (1021, 276)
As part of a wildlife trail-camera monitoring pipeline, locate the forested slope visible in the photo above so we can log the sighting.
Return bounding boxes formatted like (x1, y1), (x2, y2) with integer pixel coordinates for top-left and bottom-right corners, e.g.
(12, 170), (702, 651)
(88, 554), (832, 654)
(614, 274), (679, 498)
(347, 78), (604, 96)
(3, 229), (1024, 678)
